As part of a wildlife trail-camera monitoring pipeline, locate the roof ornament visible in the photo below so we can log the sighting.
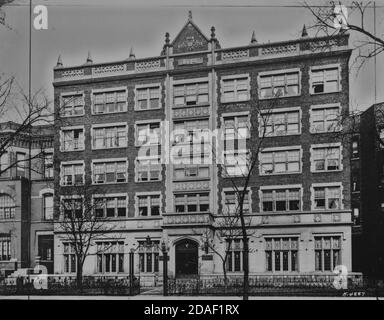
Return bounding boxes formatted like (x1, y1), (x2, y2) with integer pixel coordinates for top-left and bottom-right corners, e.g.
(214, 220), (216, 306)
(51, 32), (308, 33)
(210, 26), (216, 40)
(250, 31), (257, 44)
(188, 10), (192, 21)
(86, 51), (93, 64)
(165, 32), (170, 45)
(129, 47), (135, 59)
(301, 24), (308, 37)
(56, 55), (63, 67)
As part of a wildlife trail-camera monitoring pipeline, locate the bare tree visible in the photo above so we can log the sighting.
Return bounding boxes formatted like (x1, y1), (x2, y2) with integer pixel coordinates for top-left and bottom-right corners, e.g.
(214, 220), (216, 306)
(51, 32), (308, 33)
(304, 1), (383, 71)
(56, 182), (120, 289)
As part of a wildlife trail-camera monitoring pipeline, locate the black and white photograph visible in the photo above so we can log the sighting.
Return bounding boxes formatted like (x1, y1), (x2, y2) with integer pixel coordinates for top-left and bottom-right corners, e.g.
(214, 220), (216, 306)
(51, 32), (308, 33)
(0, 0), (383, 310)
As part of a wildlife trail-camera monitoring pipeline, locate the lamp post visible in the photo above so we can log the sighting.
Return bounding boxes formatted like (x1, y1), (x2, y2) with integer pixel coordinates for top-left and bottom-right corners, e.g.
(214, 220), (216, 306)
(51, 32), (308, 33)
(161, 241), (168, 296)
(129, 248), (134, 295)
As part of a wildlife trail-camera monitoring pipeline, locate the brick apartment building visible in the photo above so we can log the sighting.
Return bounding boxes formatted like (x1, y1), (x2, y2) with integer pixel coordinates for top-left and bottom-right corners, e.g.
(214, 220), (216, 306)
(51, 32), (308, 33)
(0, 121), (54, 275)
(52, 13), (353, 283)
(351, 103), (384, 278)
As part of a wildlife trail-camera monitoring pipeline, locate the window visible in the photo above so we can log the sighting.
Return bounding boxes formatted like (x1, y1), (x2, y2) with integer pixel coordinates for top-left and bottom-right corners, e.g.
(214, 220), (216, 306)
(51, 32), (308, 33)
(223, 190), (250, 214)
(226, 239), (245, 272)
(352, 207), (360, 225)
(136, 122), (160, 146)
(173, 165), (209, 180)
(224, 151), (248, 177)
(265, 237), (298, 272)
(174, 193), (209, 213)
(223, 115), (249, 141)
(260, 148), (301, 174)
(62, 198), (82, 219)
(137, 194), (161, 216)
(92, 89), (127, 114)
(311, 145), (342, 172)
(61, 163), (84, 186)
(0, 235), (11, 261)
(173, 81), (209, 106)
(315, 236), (341, 272)
(43, 193), (53, 220)
(261, 188), (301, 212)
(259, 71), (299, 98)
(310, 106), (340, 133)
(138, 240), (160, 273)
(352, 138), (359, 158)
(16, 152), (25, 174)
(94, 196), (127, 218)
(136, 156), (162, 182)
(61, 93), (84, 117)
(38, 235), (53, 262)
(97, 241), (124, 273)
(0, 194), (15, 219)
(63, 243), (76, 273)
(221, 76), (249, 102)
(93, 160), (127, 184)
(260, 110), (300, 137)
(174, 119), (209, 144)
(379, 129), (384, 149)
(92, 125), (127, 149)
(44, 153), (54, 179)
(313, 185), (342, 210)
(0, 152), (9, 175)
(61, 128), (84, 151)
(310, 66), (340, 94)
(136, 85), (161, 110)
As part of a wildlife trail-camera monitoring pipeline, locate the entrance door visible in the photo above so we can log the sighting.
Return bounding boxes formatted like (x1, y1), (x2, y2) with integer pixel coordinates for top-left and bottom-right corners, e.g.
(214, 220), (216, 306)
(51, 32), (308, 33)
(175, 239), (198, 277)
(38, 235), (54, 274)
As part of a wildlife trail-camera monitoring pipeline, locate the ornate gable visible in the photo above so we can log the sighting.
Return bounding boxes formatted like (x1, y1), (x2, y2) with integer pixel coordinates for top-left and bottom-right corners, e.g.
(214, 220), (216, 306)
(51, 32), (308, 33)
(171, 12), (209, 54)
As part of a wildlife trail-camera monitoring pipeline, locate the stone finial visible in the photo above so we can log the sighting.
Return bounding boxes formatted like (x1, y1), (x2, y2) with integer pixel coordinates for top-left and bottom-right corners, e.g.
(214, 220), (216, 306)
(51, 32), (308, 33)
(165, 32), (170, 45)
(301, 24), (308, 37)
(188, 10), (192, 20)
(210, 26), (216, 40)
(129, 47), (135, 59)
(250, 31), (257, 44)
(86, 51), (93, 64)
(56, 55), (63, 67)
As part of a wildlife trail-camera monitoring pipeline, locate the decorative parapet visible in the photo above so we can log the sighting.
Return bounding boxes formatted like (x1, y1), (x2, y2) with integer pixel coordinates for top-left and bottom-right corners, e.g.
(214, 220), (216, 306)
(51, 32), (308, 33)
(221, 49), (249, 61)
(173, 181), (210, 192)
(260, 43), (299, 56)
(172, 105), (210, 118)
(135, 59), (161, 72)
(92, 63), (126, 77)
(163, 212), (213, 226)
(60, 68), (85, 80)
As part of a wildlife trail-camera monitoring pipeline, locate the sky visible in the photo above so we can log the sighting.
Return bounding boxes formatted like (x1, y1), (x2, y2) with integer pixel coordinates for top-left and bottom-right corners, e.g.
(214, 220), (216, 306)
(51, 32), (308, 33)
(0, 0), (383, 115)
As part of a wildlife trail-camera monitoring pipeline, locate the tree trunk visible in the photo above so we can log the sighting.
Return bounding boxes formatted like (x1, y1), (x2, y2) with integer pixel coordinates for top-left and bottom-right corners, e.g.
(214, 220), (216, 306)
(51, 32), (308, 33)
(223, 261), (228, 294)
(243, 238), (249, 300)
(76, 258), (83, 291)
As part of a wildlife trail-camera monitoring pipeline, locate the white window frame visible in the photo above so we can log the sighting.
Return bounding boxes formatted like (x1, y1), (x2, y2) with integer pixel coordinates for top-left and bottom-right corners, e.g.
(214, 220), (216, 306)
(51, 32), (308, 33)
(91, 158), (128, 185)
(220, 73), (250, 103)
(91, 122), (128, 150)
(172, 77), (210, 108)
(60, 91), (85, 117)
(310, 103), (342, 134)
(60, 125), (85, 152)
(173, 164), (210, 181)
(60, 161), (85, 186)
(259, 106), (302, 137)
(92, 193), (128, 218)
(310, 143), (343, 173)
(264, 236), (300, 273)
(135, 191), (162, 217)
(309, 64), (342, 95)
(60, 195), (84, 220)
(134, 119), (161, 147)
(313, 234), (343, 272)
(257, 68), (301, 100)
(134, 83), (162, 111)
(91, 86), (128, 115)
(135, 155), (162, 182)
(221, 111), (251, 141)
(259, 184), (303, 213)
(222, 187), (252, 215)
(311, 182), (344, 211)
(258, 146), (302, 176)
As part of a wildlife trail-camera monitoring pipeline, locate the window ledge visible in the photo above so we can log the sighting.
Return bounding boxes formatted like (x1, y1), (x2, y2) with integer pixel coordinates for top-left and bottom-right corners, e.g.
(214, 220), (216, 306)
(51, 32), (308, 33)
(258, 94), (301, 101)
(220, 99), (250, 105)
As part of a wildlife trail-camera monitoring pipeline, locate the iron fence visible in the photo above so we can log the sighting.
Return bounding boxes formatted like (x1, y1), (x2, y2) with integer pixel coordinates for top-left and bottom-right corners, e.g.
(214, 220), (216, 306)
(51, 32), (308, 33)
(0, 275), (140, 296)
(167, 274), (384, 297)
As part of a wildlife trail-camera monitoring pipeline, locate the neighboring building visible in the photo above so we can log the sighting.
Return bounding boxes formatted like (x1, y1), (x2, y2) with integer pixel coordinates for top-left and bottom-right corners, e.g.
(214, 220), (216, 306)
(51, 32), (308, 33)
(52, 13), (353, 283)
(0, 121), (54, 275)
(351, 103), (384, 278)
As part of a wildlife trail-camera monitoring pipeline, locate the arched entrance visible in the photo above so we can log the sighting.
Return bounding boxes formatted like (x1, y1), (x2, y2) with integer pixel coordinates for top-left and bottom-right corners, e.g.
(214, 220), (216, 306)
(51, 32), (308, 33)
(175, 239), (198, 277)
